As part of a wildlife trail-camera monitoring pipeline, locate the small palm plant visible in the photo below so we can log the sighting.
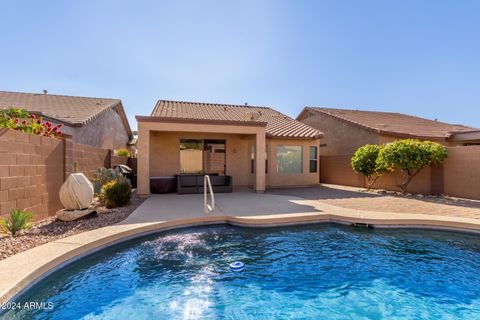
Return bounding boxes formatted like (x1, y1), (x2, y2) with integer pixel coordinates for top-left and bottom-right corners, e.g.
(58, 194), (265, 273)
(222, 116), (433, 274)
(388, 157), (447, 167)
(0, 209), (33, 236)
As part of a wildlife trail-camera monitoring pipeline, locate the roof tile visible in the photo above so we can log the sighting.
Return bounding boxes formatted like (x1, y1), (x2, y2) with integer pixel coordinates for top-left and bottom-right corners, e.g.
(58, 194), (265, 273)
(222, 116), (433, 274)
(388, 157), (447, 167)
(151, 100), (321, 139)
(304, 107), (476, 139)
(0, 91), (121, 125)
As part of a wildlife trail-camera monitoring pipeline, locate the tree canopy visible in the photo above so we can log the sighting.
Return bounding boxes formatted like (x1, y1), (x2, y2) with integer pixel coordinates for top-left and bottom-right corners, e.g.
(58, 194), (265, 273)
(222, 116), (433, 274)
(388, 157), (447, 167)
(377, 139), (448, 193)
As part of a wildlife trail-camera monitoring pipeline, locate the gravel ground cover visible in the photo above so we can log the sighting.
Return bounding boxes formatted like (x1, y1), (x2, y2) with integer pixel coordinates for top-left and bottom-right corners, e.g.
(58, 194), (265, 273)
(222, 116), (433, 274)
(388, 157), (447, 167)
(0, 193), (145, 261)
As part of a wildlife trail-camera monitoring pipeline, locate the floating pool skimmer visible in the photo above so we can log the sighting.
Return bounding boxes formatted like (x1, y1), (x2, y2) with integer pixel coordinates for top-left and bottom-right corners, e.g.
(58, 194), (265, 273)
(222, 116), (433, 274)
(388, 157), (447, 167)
(229, 261), (245, 272)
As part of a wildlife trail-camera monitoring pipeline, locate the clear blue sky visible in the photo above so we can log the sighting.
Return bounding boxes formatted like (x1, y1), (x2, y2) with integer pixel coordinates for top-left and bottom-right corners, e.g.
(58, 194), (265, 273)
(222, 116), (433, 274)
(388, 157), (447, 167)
(1, 0), (479, 130)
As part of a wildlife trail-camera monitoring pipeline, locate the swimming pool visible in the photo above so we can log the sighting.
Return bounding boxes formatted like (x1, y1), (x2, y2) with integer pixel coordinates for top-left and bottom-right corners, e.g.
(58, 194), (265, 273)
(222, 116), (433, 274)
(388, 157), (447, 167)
(2, 224), (480, 319)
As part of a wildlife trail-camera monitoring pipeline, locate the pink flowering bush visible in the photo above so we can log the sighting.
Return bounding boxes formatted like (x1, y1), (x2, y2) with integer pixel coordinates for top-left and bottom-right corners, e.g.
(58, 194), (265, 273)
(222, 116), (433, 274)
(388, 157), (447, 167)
(0, 107), (63, 138)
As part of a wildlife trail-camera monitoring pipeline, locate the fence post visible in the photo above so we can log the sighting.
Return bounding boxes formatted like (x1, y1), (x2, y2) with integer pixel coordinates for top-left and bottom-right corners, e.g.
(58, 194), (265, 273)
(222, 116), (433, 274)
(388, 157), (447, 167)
(62, 137), (73, 180)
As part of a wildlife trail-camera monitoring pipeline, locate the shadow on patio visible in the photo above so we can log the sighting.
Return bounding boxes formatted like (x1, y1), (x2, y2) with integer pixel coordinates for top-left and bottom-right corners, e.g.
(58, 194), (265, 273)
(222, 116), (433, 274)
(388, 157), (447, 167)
(267, 185), (381, 200)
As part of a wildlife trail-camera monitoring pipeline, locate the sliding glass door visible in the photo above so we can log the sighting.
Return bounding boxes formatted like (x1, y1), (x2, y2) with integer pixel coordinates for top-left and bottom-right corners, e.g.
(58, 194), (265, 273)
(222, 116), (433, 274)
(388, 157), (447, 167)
(179, 139), (226, 174)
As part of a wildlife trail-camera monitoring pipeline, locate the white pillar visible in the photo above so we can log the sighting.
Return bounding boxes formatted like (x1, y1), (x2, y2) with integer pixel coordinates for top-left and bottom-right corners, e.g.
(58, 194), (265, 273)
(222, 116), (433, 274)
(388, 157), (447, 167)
(137, 125), (150, 196)
(255, 133), (266, 192)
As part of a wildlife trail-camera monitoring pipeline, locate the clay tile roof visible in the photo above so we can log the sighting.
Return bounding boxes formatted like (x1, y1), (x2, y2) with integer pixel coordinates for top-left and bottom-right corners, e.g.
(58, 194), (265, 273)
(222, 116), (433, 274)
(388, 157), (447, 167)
(0, 91), (122, 126)
(150, 100), (322, 139)
(303, 107), (477, 139)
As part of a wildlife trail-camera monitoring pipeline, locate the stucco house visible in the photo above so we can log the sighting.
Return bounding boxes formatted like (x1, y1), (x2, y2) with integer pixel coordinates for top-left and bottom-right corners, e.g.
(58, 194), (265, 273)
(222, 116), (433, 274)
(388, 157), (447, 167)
(0, 91), (133, 150)
(136, 100), (322, 195)
(297, 107), (479, 156)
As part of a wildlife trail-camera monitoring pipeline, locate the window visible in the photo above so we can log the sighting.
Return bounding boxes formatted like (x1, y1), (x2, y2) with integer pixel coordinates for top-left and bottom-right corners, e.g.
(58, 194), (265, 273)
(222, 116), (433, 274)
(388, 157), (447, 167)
(276, 145), (302, 173)
(250, 145), (255, 174)
(265, 145), (268, 174)
(309, 146), (318, 173)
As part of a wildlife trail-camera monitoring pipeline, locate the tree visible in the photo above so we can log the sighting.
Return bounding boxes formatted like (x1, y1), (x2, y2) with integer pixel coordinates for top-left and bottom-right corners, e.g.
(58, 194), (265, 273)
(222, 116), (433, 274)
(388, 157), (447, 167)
(351, 144), (390, 190)
(377, 139), (448, 193)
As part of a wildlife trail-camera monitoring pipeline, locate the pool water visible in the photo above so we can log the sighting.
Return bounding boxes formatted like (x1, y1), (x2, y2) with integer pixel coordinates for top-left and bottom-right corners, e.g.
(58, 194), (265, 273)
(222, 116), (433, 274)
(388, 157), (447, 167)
(3, 224), (480, 319)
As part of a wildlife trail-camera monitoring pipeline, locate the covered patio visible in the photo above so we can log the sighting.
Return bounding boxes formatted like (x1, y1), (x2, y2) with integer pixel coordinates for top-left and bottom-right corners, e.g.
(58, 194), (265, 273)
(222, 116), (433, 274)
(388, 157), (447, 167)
(136, 117), (267, 195)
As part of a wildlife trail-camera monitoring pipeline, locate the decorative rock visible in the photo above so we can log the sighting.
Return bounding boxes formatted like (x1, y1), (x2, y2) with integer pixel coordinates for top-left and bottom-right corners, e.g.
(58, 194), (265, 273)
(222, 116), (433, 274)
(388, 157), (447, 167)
(56, 209), (96, 222)
(59, 173), (94, 210)
(29, 228), (41, 235)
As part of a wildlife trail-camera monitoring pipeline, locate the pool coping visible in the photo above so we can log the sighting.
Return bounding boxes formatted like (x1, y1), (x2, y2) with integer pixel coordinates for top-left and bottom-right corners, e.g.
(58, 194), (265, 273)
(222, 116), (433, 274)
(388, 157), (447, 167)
(1, 204), (480, 306)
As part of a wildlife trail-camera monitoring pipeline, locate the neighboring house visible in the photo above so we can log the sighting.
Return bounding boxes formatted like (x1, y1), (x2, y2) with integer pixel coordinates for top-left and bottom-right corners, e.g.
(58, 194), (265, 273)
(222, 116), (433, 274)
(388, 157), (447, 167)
(297, 107), (480, 156)
(0, 91), (133, 150)
(136, 100), (322, 195)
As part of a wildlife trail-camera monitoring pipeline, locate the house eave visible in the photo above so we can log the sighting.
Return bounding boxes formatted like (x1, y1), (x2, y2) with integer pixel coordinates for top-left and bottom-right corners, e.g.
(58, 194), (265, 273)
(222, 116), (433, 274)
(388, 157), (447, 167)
(135, 116), (268, 127)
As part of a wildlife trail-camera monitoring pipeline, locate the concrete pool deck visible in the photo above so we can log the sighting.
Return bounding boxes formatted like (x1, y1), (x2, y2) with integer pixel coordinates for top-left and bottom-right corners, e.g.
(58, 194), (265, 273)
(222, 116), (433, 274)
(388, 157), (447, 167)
(2, 188), (480, 304)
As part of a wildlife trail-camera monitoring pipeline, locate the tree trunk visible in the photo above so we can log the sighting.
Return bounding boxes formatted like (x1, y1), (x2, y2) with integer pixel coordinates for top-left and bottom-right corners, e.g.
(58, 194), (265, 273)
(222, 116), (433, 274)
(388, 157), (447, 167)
(398, 168), (422, 193)
(367, 175), (380, 191)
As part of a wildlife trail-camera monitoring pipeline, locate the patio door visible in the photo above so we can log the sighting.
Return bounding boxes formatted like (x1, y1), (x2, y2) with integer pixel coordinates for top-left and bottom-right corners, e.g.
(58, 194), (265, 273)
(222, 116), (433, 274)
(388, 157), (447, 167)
(203, 140), (226, 175)
(179, 139), (226, 174)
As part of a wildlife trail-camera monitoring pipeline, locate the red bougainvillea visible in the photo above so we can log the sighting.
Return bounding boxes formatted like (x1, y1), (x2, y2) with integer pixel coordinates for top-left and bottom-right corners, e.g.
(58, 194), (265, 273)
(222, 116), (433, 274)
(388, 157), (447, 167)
(0, 108), (63, 138)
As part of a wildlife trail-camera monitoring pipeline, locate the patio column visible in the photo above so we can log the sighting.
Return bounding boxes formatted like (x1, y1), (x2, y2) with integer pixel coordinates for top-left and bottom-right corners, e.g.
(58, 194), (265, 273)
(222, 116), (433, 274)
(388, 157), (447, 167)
(255, 132), (266, 192)
(137, 125), (150, 197)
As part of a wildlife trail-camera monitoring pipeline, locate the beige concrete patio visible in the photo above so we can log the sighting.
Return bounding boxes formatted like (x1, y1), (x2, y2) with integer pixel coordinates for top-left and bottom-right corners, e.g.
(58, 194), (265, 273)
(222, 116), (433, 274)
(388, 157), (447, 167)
(2, 186), (480, 305)
(268, 184), (480, 219)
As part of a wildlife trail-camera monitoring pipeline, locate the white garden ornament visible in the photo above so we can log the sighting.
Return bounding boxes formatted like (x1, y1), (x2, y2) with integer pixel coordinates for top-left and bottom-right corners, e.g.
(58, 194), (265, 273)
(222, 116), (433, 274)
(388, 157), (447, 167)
(56, 173), (95, 221)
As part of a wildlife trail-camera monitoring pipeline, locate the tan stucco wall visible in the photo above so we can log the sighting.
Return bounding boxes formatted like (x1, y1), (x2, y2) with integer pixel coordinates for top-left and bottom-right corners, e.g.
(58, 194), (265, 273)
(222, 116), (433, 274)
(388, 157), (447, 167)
(136, 120), (266, 195)
(137, 119), (321, 194)
(147, 132), (319, 188)
(72, 108), (130, 150)
(300, 111), (380, 155)
(141, 126), (320, 187)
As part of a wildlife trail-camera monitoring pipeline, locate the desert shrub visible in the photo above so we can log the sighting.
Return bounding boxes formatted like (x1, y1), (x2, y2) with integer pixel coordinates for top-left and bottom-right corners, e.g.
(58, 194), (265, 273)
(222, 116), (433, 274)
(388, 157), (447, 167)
(0, 209), (33, 236)
(351, 144), (391, 190)
(115, 148), (130, 157)
(377, 139), (448, 193)
(100, 179), (132, 208)
(93, 167), (123, 194)
(0, 107), (63, 138)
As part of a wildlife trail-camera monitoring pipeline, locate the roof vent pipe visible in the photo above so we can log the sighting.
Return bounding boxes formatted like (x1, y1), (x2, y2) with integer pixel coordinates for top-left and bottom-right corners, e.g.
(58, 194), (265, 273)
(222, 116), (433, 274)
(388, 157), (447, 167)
(43, 90), (48, 95)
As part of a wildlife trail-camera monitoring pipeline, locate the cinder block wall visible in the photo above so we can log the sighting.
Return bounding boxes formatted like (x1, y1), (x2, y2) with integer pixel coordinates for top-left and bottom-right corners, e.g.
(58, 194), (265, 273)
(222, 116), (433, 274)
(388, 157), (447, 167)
(0, 129), (63, 220)
(65, 141), (111, 180)
(0, 128), (124, 220)
(442, 146), (480, 199)
(319, 146), (480, 200)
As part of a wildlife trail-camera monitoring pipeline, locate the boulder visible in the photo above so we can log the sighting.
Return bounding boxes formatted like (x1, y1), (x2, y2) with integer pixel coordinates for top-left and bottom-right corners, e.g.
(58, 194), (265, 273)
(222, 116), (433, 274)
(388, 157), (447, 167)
(59, 173), (94, 210)
(56, 209), (96, 222)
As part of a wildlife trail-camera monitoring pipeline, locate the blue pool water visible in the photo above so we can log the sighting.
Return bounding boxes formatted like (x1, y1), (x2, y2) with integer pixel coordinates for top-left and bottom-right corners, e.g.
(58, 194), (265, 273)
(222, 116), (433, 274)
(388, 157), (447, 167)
(3, 224), (480, 319)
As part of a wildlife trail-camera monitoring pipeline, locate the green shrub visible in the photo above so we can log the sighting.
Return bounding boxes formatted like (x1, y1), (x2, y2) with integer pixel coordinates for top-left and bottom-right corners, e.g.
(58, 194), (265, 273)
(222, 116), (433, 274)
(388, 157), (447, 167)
(0, 209), (33, 236)
(377, 139), (448, 193)
(93, 167), (123, 194)
(351, 144), (391, 190)
(0, 107), (63, 138)
(115, 148), (130, 157)
(100, 179), (132, 208)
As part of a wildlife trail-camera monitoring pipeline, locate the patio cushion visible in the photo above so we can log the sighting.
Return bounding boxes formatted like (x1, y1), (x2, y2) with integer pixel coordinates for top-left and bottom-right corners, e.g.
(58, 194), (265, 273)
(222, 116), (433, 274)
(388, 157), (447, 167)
(179, 176), (197, 187)
(176, 174), (233, 194)
(210, 176), (229, 186)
